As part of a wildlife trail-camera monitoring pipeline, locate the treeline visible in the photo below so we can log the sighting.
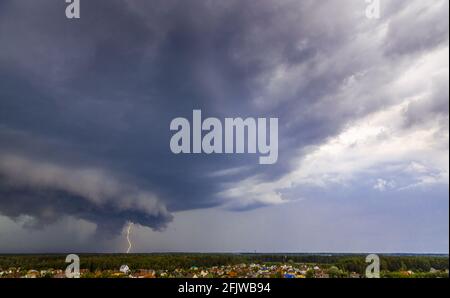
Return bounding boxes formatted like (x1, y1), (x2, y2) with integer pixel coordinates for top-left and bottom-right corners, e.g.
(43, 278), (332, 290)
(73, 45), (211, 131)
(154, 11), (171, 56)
(243, 254), (449, 274)
(334, 255), (449, 274)
(0, 254), (448, 273)
(0, 254), (247, 271)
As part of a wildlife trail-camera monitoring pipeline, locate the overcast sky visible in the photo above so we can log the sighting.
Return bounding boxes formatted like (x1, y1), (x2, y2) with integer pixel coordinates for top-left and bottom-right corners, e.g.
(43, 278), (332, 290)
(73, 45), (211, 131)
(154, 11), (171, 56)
(0, 0), (448, 253)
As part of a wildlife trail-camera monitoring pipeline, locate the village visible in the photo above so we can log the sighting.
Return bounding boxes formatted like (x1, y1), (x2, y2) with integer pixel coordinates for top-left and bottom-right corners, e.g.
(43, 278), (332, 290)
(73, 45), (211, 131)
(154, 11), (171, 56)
(3, 262), (446, 279)
(0, 263), (362, 278)
(1, 254), (448, 279)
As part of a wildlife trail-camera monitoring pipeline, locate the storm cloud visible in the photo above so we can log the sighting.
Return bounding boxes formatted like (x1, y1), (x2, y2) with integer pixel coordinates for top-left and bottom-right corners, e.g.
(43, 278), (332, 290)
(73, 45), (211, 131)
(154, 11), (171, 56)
(0, 0), (448, 245)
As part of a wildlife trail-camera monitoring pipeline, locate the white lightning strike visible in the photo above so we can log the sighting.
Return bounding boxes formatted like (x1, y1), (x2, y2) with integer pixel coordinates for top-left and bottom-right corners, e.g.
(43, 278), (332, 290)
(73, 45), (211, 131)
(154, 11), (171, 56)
(126, 222), (134, 254)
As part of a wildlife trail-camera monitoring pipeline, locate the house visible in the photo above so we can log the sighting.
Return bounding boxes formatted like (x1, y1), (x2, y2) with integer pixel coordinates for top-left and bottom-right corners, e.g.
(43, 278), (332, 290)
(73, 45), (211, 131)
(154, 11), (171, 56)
(25, 270), (40, 278)
(200, 270), (209, 277)
(53, 271), (66, 278)
(316, 272), (329, 278)
(130, 269), (156, 278)
(119, 265), (130, 274)
(350, 272), (361, 278)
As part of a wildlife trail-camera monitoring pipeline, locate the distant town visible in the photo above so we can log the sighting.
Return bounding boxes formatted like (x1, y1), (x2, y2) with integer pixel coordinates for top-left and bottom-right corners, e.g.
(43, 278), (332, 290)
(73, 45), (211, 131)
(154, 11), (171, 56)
(0, 254), (448, 278)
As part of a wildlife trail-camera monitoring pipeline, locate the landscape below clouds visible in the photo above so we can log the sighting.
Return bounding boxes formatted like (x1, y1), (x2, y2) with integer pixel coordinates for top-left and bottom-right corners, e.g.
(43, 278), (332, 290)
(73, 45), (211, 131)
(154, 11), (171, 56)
(0, 0), (448, 253)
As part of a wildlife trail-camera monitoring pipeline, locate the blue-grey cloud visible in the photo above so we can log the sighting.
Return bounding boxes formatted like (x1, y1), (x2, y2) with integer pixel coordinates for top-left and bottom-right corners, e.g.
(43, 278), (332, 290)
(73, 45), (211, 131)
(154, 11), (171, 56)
(0, 0), (448, 243)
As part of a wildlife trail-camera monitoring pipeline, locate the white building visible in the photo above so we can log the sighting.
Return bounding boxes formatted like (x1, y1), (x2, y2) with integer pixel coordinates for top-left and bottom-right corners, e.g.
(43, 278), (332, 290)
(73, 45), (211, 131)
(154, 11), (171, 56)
(119, 265), (130, 274)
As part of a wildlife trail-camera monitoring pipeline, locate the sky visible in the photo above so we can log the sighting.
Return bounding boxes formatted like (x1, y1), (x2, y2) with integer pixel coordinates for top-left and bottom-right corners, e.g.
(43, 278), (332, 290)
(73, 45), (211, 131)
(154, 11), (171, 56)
(0, 0), (448, 253)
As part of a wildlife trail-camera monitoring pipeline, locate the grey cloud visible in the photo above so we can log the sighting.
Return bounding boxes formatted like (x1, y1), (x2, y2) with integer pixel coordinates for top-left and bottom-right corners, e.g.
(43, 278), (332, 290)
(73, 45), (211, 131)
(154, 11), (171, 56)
(0, 0), (448, 237)
(384, 0), (449, 57)
(0, 153), (172, 234)
(404, 73), (449, 128)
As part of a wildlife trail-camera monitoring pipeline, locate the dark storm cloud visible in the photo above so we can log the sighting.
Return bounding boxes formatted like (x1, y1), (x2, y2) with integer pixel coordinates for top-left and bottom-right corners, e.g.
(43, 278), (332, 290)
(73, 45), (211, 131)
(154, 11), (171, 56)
(0, 0), (448, 234)
(0, 154), (172, 234)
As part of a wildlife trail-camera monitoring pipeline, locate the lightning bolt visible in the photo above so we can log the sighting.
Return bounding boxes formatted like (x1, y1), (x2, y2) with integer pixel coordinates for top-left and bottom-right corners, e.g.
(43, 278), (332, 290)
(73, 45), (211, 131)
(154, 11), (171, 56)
(126, 222), (134, 254)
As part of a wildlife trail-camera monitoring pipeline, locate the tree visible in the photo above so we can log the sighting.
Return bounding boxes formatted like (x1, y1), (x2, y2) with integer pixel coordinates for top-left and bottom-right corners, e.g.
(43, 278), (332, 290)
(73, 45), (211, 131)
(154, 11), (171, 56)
(328, 266), (344, 278)
(306, 269), (315, 278)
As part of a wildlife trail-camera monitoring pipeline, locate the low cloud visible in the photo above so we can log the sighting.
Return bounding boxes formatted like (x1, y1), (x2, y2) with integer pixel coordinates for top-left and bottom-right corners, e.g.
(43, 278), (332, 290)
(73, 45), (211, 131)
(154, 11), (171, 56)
(0, 153), (172, 234)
